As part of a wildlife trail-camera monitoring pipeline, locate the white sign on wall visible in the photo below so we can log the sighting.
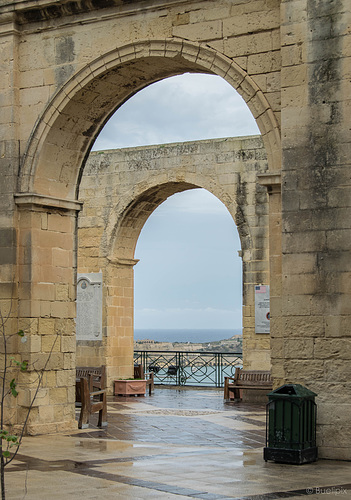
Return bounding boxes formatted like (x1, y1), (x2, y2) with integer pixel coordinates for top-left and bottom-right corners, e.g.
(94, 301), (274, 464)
(76, 272), (103, 341)
(255, 285), (270, 334)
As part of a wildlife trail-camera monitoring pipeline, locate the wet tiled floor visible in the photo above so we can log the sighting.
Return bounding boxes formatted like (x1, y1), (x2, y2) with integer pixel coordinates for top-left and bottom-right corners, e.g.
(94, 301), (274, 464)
(6, 387), (351, 499)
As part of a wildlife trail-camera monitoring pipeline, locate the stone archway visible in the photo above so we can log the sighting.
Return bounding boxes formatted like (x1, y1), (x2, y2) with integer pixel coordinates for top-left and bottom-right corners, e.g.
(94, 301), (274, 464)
(77, 136), (271, 388)
(13, 39), (281, 433)
(13, 36), (280, 434)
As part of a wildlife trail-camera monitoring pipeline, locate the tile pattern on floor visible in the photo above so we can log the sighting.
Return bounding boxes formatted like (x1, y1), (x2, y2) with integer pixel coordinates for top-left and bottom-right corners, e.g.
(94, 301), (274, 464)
(5, 387), (351, 499)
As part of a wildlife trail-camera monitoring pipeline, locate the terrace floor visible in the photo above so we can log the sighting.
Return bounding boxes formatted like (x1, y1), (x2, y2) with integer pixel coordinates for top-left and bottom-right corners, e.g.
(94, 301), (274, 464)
(7, 387), (351, 499)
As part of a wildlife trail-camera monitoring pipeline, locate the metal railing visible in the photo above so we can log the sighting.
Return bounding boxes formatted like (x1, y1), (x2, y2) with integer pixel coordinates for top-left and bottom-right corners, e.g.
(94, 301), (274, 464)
(134, 350), (243, 388)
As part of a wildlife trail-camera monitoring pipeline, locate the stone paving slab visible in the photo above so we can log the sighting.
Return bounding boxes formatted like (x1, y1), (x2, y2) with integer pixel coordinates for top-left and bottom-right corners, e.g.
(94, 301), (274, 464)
(4, 388), (351, 499)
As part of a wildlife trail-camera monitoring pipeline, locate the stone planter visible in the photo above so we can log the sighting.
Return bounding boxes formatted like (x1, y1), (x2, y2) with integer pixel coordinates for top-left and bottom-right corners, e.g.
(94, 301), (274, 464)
(114, 379), (146, 397)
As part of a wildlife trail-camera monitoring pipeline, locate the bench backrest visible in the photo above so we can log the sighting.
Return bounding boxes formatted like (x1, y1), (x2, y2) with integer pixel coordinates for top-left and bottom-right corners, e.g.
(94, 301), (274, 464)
(234, 368), (272, 386)
(134, 364), (144, 379)
(76, 366), (106, 391)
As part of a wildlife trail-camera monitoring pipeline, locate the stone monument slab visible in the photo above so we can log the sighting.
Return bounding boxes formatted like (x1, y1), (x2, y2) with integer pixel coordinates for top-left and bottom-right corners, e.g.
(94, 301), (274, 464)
(255, 285), (270, 334)
(76, 272), (103, 341)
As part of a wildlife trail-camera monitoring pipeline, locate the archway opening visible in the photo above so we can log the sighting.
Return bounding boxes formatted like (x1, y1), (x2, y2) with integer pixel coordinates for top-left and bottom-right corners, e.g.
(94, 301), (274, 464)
(77, 71), (270, 386)
(20, 40), (280, 201)
(134, 188), (243, 344)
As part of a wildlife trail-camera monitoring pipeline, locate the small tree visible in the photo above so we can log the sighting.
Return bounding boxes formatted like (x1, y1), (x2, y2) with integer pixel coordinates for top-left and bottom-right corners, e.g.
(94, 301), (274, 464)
(0, 306), (58, 500)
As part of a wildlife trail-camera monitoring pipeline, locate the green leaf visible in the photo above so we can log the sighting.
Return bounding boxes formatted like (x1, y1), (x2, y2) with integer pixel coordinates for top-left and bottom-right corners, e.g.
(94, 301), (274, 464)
(17, 330), (25, 337)
(0, 430), (19, 448)
(10, 379), (18, 398)
(3, 451), (10, 458)
(20, 360), (28, 372)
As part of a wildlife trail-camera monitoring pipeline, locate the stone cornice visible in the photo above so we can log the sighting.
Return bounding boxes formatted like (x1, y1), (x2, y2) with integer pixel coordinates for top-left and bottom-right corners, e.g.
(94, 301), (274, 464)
(257, 172), (281, 195)
(108, 257), (140, 267)
(15, 193), (83, 212)
(0, 0), (191, 26)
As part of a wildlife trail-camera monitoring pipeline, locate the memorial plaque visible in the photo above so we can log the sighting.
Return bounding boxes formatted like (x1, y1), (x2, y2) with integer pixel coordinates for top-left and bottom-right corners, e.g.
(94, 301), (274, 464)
(76, 273), (102, 341)
(255, 285), (270, 334)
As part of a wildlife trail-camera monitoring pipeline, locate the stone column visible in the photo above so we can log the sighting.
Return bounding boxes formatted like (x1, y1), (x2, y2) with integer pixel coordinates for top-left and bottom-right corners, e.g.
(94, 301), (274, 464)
(105, 257), (139, 390)
(280, 0), (351, 459)
(0, 13), (20, 343)
(14, 194), (81, 434)
(257, 172), (282, 382)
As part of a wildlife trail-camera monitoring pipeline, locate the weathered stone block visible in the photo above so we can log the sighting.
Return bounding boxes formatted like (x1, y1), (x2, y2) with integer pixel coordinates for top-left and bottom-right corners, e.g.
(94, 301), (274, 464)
(314, 339), (351, 360)
(284, 337), (314, 359)
(49, 387), (68, 405)
(173, 20), (222, 41)
(325, 315), (351, 337)
(283, 316), (324, 337)
(61, 335), (75, 353)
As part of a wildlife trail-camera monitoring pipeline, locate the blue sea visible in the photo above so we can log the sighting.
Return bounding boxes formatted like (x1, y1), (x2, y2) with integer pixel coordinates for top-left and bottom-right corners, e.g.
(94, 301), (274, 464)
(134, 328), (242, 343)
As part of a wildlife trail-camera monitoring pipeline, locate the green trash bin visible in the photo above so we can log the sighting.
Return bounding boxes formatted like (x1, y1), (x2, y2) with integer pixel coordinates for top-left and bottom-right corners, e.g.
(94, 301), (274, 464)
(264, 384), (317, 464)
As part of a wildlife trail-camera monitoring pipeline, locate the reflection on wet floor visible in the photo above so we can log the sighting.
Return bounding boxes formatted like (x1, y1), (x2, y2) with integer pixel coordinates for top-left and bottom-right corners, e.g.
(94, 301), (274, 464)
(72, 387), (266, 448)
(6, 387), (351, 499)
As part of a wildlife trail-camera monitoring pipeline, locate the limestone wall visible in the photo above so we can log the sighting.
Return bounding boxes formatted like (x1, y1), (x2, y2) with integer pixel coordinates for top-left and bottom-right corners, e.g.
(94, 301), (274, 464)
(277, 0), (351, 460)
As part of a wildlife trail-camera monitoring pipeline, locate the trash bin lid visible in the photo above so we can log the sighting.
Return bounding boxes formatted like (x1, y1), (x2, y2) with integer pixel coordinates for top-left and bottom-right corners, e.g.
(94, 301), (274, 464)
(267, 383), (317, 400)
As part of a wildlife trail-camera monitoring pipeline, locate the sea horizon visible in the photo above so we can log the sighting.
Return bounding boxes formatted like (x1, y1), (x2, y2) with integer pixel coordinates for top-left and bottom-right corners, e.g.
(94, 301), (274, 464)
(134, 328), (242, 343)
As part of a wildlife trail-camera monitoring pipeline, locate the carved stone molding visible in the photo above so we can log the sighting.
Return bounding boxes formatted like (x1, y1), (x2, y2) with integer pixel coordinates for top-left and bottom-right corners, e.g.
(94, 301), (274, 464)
(15, 193), (83, 212)
(257, 172), (281, 195)
(108, 257), (140, 267)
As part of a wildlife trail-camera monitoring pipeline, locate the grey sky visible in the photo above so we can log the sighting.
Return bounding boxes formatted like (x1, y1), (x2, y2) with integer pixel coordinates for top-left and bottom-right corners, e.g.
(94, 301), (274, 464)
(134, 189), (243, 329)
(93, 73), (259, 330)
(92, 74), (259, 150)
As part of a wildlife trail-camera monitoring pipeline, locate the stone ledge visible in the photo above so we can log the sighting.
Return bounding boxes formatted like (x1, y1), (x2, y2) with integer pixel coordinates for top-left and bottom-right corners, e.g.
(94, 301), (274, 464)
(1, 0), (190, 26)
(15, 193), (83, 212)
(108, 257), (140, 267)
(257, 171), (281, 194)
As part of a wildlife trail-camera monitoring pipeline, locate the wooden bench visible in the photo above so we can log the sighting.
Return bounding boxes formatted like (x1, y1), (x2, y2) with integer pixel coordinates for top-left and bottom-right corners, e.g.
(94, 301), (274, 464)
(76, 366), (107, 429)
(134, 364), (155, 395)
(224, 367), (273, 401)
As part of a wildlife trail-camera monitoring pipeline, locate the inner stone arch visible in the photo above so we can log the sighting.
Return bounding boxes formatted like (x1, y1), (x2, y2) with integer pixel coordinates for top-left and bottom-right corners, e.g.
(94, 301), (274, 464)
(110, 181), (198, 262)
(76, 137), (269, 387)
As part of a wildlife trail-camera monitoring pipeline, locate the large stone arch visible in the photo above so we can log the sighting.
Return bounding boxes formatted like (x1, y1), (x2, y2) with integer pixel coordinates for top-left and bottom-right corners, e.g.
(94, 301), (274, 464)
(107, 175), (250, 262)
(13, 38), (279, 435)
(18, 39), (280, 201)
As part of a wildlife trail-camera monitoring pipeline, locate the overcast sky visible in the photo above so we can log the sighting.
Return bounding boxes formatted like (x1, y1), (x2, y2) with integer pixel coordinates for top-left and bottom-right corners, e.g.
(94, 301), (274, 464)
(92, 73), (259, 331)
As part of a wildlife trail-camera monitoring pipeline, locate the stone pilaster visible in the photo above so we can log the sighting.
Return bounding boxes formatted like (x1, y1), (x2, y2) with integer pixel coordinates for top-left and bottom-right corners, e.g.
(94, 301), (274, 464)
(258, 172), (282, 380)
(14, 194), (81, 434)
(104, 258), (139, 390)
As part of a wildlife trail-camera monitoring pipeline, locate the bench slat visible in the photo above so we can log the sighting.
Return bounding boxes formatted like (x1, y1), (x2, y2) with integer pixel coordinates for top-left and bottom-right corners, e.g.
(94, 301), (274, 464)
(224, 368), (272, 401)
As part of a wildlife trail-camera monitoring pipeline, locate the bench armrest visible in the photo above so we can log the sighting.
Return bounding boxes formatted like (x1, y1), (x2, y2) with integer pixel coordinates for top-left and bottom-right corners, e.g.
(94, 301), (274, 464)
(91, 389), (106, 396)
